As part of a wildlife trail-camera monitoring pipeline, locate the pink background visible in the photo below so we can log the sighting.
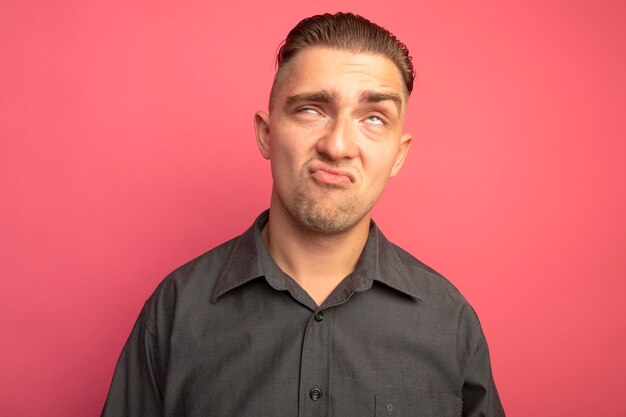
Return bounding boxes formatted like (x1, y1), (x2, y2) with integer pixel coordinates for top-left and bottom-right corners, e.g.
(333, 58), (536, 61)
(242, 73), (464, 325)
(2, 1), (625, 416)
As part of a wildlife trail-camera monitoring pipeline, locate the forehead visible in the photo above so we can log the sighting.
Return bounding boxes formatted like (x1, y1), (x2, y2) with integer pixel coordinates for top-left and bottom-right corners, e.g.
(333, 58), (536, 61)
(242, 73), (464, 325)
(275, 47), (407, 105)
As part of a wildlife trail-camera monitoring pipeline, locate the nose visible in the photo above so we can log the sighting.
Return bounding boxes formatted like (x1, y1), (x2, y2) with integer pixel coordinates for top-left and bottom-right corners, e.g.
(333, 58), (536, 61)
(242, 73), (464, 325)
(315, 117), (359, 161)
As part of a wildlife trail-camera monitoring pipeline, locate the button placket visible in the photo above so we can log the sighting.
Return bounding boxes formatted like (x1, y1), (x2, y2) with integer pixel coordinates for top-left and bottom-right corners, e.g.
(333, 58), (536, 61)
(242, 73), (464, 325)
(314, 311), (324, 322)
(298, 309), (331, 416)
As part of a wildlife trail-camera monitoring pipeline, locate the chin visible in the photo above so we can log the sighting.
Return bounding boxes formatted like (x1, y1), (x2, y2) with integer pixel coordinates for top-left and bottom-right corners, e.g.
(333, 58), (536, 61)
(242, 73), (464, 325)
(279, 185), (375, 235)
(295, 203), (366, 235)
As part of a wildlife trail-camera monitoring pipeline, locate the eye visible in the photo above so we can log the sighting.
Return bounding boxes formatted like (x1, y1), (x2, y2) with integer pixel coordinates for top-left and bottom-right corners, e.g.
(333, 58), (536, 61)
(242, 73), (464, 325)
(365, 115), (385, 126)
(297, 106), (321, 115)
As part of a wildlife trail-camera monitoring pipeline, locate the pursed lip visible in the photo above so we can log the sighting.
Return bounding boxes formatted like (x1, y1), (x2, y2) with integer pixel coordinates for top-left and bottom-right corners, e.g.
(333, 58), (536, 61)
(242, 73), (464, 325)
(308, 161), (356, 184)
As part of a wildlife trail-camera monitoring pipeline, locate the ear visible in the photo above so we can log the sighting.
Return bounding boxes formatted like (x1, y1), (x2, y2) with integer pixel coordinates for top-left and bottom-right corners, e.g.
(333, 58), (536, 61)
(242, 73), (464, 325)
(390, 132), (412, 177)
(254, 111), (271, 160)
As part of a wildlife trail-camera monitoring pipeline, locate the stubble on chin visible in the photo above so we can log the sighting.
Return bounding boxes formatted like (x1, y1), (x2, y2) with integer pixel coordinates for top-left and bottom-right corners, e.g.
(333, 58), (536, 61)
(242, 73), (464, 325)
(286, 186), (364, 235)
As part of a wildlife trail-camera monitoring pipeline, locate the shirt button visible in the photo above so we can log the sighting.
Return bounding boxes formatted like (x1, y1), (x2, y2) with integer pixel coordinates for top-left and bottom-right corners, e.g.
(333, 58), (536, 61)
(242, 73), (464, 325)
(314, 311), (324, 322)
(309, 388), (322, 401)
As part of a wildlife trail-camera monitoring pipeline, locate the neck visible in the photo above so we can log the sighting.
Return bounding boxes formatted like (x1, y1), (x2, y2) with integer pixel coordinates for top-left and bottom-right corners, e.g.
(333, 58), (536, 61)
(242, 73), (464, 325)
(262, 201), (370, 306)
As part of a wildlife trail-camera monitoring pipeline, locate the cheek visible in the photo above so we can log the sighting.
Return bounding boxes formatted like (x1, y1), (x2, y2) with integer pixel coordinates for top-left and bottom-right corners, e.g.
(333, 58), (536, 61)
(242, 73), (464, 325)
(269, 135), (306, 177)
(270, 140), (296, 164)
(362, 146), (399, 177)
(269, 126), (316, 163)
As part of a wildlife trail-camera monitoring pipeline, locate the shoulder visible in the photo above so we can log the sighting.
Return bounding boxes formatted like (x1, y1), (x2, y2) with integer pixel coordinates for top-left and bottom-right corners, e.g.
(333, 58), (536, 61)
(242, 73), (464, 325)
(391, 242), (488, 346)
(140, 235), (240, 325)
(167, 235), (240, 288)
(388, 241), (471, 307)
(388, 241), (485, 328)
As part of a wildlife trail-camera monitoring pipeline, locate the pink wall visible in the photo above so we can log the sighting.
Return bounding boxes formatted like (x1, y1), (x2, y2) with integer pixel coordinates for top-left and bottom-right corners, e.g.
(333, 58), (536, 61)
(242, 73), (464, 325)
(2, 1), (625, 415)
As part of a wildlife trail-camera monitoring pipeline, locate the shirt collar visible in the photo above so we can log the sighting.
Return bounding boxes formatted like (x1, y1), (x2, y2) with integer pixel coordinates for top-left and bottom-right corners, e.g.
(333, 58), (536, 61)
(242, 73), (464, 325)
(212, 210), (425, 303)
(352, 219), (425, 300)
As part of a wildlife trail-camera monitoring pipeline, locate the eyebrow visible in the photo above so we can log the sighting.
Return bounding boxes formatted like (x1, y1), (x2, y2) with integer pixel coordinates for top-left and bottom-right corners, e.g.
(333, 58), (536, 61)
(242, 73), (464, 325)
(285, 89), (403, 114)
(285, 90), (337, 106)
(359, 90), (403, 113)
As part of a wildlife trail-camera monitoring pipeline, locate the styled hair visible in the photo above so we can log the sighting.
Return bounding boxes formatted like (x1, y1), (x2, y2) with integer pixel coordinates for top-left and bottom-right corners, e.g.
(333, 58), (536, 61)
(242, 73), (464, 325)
(269, 12), (415, 108)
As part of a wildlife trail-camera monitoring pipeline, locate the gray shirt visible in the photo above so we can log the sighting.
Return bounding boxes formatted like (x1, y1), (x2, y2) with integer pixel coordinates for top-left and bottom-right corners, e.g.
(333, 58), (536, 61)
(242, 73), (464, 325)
(102, 210), (505, 417)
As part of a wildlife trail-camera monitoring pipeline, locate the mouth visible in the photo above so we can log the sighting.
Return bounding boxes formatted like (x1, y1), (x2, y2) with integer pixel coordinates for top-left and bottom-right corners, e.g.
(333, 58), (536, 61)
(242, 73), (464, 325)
(308, 162), (355, 187)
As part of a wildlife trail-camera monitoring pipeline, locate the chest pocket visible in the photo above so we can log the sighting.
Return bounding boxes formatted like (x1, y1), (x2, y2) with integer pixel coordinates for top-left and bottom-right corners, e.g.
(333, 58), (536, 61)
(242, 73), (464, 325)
(375, 395), (462, 417)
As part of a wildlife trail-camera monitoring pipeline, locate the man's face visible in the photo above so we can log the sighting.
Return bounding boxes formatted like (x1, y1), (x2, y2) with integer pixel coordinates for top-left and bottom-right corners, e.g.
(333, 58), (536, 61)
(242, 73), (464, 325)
(255, 47), (412, 235)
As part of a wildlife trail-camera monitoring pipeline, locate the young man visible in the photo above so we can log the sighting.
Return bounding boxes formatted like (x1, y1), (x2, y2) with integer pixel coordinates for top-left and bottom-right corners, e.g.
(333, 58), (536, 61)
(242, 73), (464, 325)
(102, 13), (505, 417)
